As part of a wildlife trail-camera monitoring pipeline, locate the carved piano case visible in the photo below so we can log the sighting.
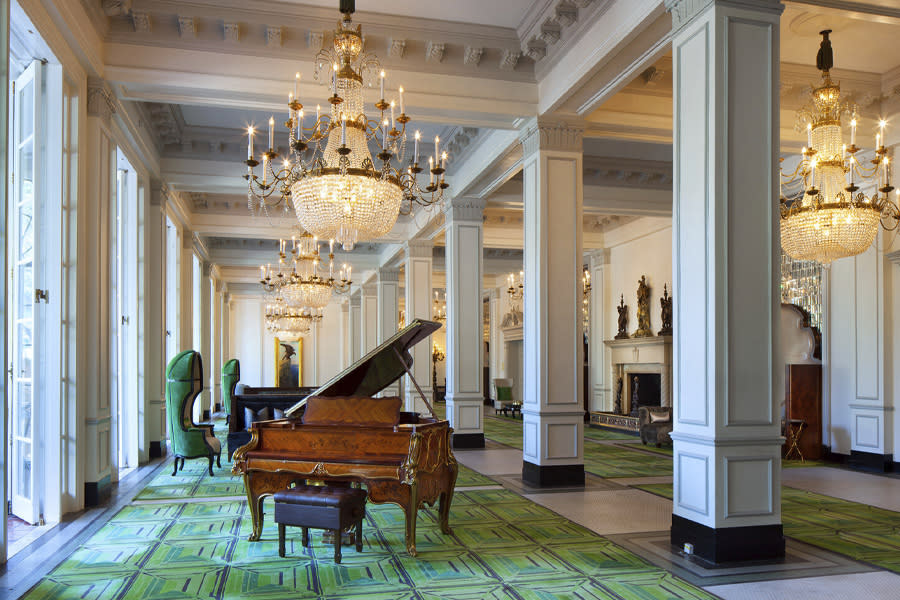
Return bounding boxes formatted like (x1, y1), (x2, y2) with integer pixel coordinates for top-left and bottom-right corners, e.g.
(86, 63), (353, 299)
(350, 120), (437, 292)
(232, 319), (457, 556)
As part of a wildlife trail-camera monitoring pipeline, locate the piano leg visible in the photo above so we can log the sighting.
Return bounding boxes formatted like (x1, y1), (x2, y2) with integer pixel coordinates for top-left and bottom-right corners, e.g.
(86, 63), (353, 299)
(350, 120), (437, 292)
(438, 458), (458, 535)
(405, 480), (419, 557)
(244, 472), (299, 541)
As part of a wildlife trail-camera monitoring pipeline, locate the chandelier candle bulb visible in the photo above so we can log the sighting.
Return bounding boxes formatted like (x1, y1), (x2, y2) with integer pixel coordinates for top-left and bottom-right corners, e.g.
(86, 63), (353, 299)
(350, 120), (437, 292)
(383, 120), (388, 150)
(268, 117), (274, 150)
(435, 136), (440, 163)
(441, 151), (447, 170)
(390, 100), (395, 129)
(807, 122), (812, 148)
(398, 86), (404, 114)
(380, 70), (385, 100)
(341, 113), (347, 146)
(332, 63), (338, 96)
(851, 119), (857, 147)
(294, 71), (300, 100)
(880, 119), (886, 146)
(429, 156), (434, 184)
(414, 130), (420, 164)
(247, 127), (254, 159)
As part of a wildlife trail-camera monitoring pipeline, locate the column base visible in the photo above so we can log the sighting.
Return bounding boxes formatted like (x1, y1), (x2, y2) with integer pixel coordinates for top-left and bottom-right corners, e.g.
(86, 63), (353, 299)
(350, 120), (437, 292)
(671, 514), (785, 563)
(522, 462), (584, 487)
(452, 433), (485, 449)
(84, 476), (112, 507)
(149, 441), (165, 459)
(849, 450), (894, 473)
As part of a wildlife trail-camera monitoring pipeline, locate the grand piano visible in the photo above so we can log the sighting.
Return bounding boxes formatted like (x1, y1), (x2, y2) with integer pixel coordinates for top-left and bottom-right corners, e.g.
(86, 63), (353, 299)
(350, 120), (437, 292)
(231, 319), (457, 556)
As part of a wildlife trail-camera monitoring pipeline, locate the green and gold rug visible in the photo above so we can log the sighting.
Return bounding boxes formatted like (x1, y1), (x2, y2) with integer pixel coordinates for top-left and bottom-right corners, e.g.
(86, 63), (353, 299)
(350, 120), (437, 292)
(635, 482), (900, 575)
(25, 488), (716, 600)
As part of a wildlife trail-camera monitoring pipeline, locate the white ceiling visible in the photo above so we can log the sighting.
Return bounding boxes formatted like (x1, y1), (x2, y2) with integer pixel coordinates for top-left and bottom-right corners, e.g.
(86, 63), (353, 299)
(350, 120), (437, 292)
(276, 0), (539, 29)
(781, 5), (900, 74)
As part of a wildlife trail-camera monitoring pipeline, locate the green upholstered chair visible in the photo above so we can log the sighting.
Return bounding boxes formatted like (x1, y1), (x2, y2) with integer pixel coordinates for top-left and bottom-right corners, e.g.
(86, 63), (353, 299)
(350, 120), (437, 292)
(166, 350), (222, 476)
(221, 359), (240, 424)
(493, 378), (515, 413)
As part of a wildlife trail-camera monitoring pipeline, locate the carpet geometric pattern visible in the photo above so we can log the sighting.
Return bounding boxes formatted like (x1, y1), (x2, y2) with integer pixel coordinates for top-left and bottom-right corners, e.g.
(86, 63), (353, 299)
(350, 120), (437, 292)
(634, 482), (900, 575)
(23, 488), (717, 600)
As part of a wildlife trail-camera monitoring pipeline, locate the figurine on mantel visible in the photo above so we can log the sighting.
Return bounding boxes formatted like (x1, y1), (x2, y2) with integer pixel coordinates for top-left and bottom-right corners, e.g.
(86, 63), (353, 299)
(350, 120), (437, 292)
(658, 284), (673, 336)
(615, 295), (629, 339)
(630, 375), (640, 417)
(633, 275), (654, 338)
(614, 376), (623, 414)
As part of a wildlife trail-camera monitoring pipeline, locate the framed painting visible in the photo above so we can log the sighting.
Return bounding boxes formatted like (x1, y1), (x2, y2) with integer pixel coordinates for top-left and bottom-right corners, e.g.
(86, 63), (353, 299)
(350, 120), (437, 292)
(274, 337), (302, 388)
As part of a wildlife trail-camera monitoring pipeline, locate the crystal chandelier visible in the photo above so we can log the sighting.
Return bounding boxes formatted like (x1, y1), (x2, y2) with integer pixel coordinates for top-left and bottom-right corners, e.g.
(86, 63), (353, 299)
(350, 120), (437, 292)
(506, 271), (524, 302)
(260, 231), (351, 310)
(264, 298), (322, 340)
(243, 0), (449, 251)
(780, 30), (899, 265)
(432, 290), (446, 322)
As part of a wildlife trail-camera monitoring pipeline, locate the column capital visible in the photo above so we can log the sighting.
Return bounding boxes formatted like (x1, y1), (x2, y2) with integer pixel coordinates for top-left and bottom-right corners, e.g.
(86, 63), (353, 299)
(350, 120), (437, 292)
(202, 261), (212, 277)
(444, 196), (487, 223)
(406, 238), (433, 259)
(350, 292), (361, 307)
(362, 280), (378, 295)
(518, 117), (584, 156)
(87, 78), (116, 123)
(665, 0), (783, 31)
(378, 267), (401, 283)
(483, 288), (500, 301)
(588, 249), (610, 269)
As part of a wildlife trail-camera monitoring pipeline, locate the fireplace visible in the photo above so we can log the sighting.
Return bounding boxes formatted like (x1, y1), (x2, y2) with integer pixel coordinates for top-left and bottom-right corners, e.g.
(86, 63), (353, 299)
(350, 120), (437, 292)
(627, 372), (662, 417)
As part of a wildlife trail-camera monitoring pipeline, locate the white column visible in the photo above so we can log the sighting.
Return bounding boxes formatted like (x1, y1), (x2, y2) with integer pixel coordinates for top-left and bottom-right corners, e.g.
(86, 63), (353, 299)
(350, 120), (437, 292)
(377, 267), (402, 397)
(350, 291), (362, 362)
(668, 0), (785, 563)
(519, 119), (585, 486)
(179, 229), (193, 354)
(445, 197), (487, 447)
(198, 261), (212, 420)
(145, 184), (167, 459)
(212, 277), (223, 411)
(360, 281), (378, 356)
(588, 249), (610, 412)
(340, 300), (351, 370)
(487, 288), (501, 407)
(404, 239), (434, 414)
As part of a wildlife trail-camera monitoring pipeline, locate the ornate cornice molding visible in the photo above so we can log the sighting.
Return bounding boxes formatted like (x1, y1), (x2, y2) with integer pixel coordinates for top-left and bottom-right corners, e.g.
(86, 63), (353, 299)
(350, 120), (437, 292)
(406, 238), (434, 259)
(378, 267), (401, 283)
(444, 196), (487, 224)
(666, 0), (783, 30)
(87, 79), (117, 122)
(519, 118), (584, 155)
(588, 248), (610, 268)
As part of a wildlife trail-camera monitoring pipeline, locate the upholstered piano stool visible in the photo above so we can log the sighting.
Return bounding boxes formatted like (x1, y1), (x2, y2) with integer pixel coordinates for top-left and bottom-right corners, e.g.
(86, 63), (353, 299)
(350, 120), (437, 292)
(273, 485), (366, 563)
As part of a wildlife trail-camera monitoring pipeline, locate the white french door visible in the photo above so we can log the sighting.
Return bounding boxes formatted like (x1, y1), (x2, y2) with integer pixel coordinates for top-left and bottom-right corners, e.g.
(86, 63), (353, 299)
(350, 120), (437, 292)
(9, 60), (42, 525)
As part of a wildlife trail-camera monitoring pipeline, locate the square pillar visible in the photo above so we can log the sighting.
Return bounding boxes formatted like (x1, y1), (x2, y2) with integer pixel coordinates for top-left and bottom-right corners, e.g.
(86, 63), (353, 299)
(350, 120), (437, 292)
(340, 300), (351, 371)
(360, 281), (378, 356)
(519, 119), (585, 487)
(445, 197), (487, 448)
(350, 291), (362, 362)
(667, 0), (785, 563)
(588, 250), (610, 412)
(198, 261), (212, 420)
(377, 268), (402, 397)
(405, 240), (434, 414)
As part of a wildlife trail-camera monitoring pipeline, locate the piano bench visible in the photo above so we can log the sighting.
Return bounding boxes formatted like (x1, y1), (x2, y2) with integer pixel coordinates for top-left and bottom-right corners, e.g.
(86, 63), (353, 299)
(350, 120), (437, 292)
(273, 485), (367, 564)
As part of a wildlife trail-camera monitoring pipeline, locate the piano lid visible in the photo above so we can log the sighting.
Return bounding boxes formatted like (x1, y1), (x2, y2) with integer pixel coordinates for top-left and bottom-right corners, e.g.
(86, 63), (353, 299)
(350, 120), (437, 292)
(285, 318), (441, 418)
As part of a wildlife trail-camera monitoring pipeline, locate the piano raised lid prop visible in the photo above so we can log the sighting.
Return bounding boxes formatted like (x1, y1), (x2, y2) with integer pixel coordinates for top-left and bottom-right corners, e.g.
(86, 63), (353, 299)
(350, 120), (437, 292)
(232, 319), (457, 556)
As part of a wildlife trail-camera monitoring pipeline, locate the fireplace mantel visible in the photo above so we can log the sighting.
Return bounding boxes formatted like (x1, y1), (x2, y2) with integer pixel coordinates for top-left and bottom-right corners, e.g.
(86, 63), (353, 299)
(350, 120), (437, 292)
(604, 335), (673, 410)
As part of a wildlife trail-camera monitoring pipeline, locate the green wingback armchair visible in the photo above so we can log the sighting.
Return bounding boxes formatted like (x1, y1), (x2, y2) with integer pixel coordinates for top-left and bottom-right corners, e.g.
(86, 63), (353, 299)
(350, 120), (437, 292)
(166, 350), (222, 476)
(221, 359), (240, 424)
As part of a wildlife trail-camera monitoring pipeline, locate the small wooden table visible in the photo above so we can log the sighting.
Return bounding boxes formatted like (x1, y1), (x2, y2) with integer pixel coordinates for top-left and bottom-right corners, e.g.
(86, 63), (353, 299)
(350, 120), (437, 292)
(784, 418), (806, 461)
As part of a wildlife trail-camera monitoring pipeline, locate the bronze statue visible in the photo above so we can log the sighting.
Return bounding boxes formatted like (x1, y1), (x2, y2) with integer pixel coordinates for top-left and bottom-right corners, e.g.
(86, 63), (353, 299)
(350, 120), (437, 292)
(633, 275), (653, 338)
(659, 283), (673, 336)
(630, 375), (640, 417)
(615, 295), (629, 339)
(614, 376), (623, 414)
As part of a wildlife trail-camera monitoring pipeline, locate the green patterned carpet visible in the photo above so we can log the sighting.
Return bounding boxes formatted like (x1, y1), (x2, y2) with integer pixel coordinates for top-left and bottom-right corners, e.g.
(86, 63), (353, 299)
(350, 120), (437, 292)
(25, 488), (716, 600)
(635, 483), (900, 575)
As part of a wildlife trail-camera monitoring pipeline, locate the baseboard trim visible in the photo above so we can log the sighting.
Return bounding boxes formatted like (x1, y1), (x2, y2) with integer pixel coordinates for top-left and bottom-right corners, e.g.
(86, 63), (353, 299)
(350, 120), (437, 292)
(84, 476), (112, 507)
(452, 433), (485, 449)
(671, 514), (785, 563)
(521, 462), (585, 487)
(149, 441), (165, 459)
(849, 450), (894, 473)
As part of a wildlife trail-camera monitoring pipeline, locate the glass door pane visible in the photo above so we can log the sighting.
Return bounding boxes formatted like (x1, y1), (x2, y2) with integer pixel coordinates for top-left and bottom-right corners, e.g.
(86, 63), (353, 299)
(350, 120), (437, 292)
(9, 60), (41, 525)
